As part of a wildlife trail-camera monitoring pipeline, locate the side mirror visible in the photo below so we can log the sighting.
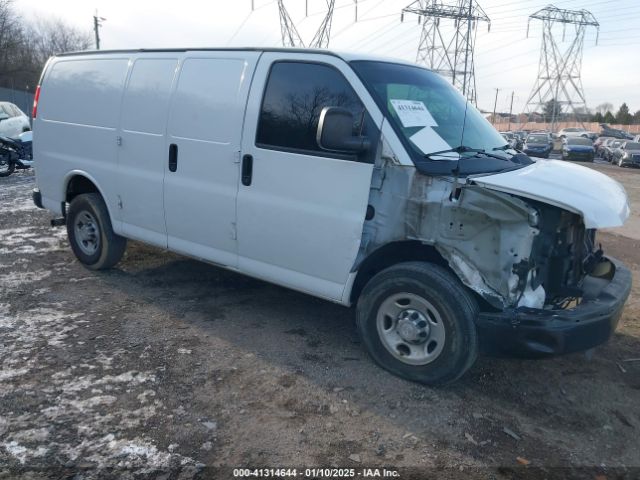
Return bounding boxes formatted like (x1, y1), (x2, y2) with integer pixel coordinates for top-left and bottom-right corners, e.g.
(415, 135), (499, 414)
(316, 106), (370, 153)
(0, 113), (9, 122)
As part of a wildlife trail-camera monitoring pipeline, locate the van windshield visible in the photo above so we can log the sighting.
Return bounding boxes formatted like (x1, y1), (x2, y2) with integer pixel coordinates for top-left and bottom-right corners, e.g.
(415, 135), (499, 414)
(350, 60), (528, 175)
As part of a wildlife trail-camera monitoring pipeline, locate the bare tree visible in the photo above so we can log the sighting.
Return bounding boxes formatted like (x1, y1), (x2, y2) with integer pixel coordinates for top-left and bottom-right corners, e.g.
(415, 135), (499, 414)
(0, 2), (91, 92)
(595, 102), (614, 116)
(0, 0), (27, 82)
(26, 17), (92, 66)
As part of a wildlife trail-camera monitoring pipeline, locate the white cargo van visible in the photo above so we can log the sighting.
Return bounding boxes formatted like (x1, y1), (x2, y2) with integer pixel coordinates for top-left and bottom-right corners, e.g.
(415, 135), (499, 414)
(32, 48), (631, 385)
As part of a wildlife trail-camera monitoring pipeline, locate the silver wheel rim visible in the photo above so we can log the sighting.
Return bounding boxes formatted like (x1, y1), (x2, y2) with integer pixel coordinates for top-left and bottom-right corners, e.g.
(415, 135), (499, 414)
(0, 157), (9, 174)
(376, 292), (446, 366)
(74, 210), (100, 255)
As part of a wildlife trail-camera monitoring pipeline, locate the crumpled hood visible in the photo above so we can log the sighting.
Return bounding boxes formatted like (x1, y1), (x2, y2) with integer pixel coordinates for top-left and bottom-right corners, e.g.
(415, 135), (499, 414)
(469, 160), (629, 228)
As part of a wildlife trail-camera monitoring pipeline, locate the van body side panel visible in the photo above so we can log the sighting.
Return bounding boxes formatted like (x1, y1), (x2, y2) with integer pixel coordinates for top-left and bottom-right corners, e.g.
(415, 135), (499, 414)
(164, 53), (260, 268)
(117, 57), (178, 248)
(34, 57), (130, 225)
(237, 53), (382, 301)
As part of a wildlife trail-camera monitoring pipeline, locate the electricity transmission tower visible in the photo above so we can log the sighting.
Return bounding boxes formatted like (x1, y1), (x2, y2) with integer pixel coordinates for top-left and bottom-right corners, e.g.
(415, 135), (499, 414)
(524, 6), (599, 130)
(401, 0), (490, 105)
(276, 0), (337, 48)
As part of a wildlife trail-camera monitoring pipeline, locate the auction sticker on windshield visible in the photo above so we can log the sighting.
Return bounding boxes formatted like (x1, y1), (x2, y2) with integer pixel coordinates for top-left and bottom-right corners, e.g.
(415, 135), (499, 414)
(390, 99), (437, 128)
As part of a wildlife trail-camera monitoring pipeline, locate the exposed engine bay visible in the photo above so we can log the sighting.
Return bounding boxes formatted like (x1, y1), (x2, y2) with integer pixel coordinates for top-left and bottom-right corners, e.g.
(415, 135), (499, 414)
(355, 138), (619, 311)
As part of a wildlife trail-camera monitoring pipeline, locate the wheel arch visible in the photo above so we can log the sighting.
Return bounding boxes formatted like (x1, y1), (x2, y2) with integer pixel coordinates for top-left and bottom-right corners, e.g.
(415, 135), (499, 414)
(62, 171), (117, 228)
(64, 171), (106, 203)
(348, 241), (453, 305)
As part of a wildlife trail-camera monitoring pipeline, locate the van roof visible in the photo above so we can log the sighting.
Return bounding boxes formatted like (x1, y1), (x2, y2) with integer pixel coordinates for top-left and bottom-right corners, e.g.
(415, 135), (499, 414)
(54, 47), (416, 66)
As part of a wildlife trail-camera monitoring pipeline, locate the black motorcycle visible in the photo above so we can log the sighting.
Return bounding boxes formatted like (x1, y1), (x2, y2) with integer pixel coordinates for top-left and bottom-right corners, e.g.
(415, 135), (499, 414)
(0, 132), (33, 177)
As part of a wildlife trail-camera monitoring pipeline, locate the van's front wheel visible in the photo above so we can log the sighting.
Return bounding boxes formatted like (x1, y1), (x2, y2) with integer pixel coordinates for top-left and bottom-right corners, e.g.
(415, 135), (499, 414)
(67, 193), (126, 270)
(356, 262), (478, 385)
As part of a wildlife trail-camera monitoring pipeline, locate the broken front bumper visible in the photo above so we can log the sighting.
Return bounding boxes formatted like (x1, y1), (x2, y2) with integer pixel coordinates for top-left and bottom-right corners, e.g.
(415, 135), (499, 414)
(476, 257), (631, 357)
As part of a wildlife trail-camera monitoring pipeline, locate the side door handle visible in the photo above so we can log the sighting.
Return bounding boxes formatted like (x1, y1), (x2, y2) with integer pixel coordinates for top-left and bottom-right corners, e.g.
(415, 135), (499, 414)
(168, 143), (178, 172)
(241, 154), (253, 186)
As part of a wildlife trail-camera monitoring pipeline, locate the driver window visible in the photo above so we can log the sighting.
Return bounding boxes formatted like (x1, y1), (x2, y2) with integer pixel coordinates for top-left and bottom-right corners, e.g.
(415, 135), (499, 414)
(256, 61), (377, 163)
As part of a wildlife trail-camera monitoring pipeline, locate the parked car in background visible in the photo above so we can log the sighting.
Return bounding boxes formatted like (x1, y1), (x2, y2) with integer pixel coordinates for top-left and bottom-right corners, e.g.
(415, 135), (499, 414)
(499, 131), (519, 149)
(513, 130), (528, 143)
(522, 134), (552, 158)
(602, 139), (624, 162)
(594, 136), (616, 158)
(561, 136), (595, 162)
(633, 134), (640, 142)
(510, 131), (525, 149)
(612, 141), (640, 167)
(600, 124), (634, 140)
(557, 127), (596, 140)
(0, 102), (31, 139)
(531, 131), (555, 147)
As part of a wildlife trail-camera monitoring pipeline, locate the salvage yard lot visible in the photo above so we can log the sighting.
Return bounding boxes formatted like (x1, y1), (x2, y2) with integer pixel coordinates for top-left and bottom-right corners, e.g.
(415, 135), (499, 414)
(1, 164), (639, 478)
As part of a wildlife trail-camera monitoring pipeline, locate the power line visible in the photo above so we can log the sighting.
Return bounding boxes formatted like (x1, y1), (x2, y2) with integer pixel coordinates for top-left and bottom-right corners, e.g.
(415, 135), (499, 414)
(227, 10), (255, 46)
(342, 18), (400, 49)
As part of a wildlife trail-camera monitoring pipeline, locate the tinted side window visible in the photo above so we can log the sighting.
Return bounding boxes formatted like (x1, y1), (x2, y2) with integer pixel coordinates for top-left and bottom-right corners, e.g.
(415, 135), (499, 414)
(256, 62), (370, 156)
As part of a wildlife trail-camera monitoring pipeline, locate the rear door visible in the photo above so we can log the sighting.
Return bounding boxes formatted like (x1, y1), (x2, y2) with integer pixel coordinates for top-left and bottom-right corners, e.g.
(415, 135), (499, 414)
(237, 53), (382, 301)
(164, 52), (260, 268)
(117, 56), (178, 247)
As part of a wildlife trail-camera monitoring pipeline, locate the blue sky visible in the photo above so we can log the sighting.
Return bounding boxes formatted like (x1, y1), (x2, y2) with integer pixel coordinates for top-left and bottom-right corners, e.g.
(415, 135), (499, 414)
(16, 0), (640, 114)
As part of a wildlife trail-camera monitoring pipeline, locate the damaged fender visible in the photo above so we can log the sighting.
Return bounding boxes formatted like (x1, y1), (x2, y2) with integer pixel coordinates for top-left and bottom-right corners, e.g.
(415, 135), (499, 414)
(355, 136), (545, 309)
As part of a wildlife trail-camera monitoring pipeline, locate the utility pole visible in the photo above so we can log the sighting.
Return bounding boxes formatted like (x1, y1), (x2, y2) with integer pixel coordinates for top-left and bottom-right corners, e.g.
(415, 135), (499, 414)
(93, 11), (106, 50)
(401, 0), (490, 105)
(524, 6), (599, 131)
(508, 91), (514, 131)
(492, 88), (499, 126)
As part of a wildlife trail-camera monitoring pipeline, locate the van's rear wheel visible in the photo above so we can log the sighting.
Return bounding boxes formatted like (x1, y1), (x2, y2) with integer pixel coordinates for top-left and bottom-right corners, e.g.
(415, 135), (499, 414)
(356, 262), (478, 385)
(67, 193), (126, 270)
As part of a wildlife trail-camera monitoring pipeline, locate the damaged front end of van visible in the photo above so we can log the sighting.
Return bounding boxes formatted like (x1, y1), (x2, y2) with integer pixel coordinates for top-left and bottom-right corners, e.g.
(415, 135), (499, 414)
(462, 162), (631, 356)
(351, 60), (631, 358)
(358, 142), (631, 357)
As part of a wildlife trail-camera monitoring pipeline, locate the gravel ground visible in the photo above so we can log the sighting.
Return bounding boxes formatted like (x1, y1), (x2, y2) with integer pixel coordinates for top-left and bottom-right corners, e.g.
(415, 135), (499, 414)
(1, 166), (639, 479)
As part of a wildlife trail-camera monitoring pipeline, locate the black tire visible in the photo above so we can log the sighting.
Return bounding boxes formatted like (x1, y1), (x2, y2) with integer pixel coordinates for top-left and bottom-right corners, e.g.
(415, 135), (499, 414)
(67, 193), (127, 270)
(356, 262), (479, 386)
(0, 158), (14, 177)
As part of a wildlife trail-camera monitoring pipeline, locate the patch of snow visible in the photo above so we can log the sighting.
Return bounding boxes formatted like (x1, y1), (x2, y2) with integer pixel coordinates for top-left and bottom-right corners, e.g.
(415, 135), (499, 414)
(0, 270), (51, 289)
(2, 441), (27, 464)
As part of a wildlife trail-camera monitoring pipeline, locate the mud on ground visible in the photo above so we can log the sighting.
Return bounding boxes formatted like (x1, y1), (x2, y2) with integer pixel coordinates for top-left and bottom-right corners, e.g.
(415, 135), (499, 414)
(1, 168), (639, 479)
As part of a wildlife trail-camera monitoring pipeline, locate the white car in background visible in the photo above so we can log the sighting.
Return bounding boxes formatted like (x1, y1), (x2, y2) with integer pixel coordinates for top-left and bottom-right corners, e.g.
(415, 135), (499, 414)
(557, 127), (596, 140)
(0, 101), (31, 138)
